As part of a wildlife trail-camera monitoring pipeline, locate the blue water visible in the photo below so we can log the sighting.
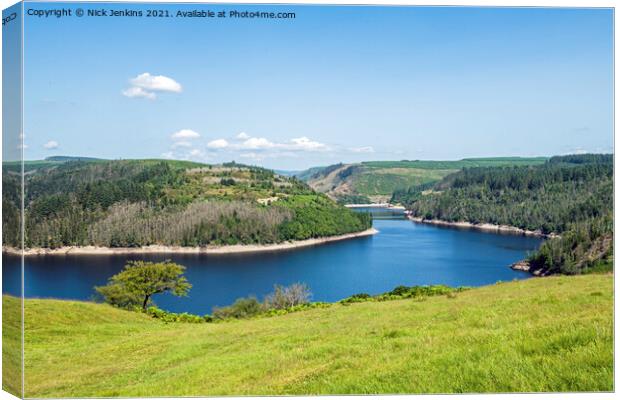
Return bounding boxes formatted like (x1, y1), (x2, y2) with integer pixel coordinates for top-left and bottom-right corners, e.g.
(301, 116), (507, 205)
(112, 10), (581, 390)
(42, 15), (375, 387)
(2, 212), (542, 315)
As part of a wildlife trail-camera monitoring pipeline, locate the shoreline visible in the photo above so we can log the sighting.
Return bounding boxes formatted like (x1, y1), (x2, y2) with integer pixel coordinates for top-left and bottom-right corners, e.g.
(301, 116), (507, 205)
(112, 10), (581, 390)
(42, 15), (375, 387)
(3, 228), (379, 257)
(407, 216), (557, 238)
(345, 203), (406, 210)
(510, 260), (548, 276)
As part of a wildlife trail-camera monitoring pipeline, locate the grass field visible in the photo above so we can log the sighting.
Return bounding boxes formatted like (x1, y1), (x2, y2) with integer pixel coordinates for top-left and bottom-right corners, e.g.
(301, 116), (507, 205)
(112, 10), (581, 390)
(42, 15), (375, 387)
(353, 168), (456, 196)
(355, 158), (548, 198)
(3, 274), (613, 397)
(2, 295), (21, 397)
(361, 157), (548, 170)
(305, 157), (548, 202)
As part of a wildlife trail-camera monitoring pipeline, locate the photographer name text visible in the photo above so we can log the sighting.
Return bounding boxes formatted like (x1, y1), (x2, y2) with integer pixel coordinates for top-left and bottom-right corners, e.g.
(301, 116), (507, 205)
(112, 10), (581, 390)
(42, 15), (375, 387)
(26, 8), (296, 20)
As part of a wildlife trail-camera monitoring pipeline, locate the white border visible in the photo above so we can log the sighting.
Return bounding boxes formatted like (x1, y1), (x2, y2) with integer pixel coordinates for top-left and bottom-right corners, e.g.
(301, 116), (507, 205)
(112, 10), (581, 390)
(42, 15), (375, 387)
(0, 1), (616, 400)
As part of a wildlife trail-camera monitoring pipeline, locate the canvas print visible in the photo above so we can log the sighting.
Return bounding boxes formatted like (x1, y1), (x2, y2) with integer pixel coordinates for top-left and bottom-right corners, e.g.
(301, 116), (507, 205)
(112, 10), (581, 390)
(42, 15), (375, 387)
(1, 2), (614, 397)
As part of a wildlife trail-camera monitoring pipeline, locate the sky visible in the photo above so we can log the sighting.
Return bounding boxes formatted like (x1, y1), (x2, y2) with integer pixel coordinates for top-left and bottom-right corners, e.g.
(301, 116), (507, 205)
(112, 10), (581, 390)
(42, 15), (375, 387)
(20, 3), (614, 170)
(3, 3), (22, 162)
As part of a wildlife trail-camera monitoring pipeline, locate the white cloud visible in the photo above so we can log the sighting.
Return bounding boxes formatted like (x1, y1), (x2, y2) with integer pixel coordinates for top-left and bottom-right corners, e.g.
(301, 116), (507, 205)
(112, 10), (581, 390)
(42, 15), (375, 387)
(43, 140), (59, 150)
(171, 141), (193, 149)
(164, 129), (205, 161)
(162, 148), (208, 161)
(131, 73), (182, 93)
(123, 73), (182, 99)
(171, 129), (200, 140)
(349, 146), (375, 153)
(241, 137), (276, 150)
(207, 139), (229, 149)
(213, 133), (329, 152)
(205, 133), (330, 160)
(122, 86), (156, 100)
(288, 137), (329, 151)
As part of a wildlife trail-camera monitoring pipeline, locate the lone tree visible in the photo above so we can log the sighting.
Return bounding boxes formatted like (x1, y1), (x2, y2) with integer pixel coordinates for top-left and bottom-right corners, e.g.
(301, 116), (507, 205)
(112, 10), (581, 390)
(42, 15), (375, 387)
(96, 260), (192, 311)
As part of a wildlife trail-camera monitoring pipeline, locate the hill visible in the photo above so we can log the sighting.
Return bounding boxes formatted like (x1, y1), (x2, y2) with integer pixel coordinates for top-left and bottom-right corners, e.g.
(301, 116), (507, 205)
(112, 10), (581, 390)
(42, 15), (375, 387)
(44, 155), (105, 162)
(302, 157), (547, 204)
(2, 156), (106, 173)
(5, 274), (612, 397)
(394, 154), (613, 275)
(2, 159), (371, 250)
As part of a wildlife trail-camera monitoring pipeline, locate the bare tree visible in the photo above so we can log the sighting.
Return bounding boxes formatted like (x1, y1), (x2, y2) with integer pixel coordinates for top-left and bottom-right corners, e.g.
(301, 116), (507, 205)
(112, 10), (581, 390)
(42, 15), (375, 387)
(264, 283), (311, 309)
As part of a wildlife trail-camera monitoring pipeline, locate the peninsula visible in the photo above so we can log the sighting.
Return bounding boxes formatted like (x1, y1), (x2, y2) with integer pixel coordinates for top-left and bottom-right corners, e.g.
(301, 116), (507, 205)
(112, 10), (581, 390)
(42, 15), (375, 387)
(2, 158), (373, 253)
(5, 228), (378, 256)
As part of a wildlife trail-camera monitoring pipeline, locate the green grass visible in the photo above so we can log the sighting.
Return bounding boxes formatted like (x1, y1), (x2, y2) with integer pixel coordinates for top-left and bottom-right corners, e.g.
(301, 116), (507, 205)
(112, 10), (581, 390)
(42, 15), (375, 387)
(352, 168), (455, 196)
(3, 158), (207, 174)
(5, 274), (613, 397)
(362, 157), (548, 170)
(2, 295), (21, 397)
(356, 158), (548, 197)
(308, 158), (548, 200)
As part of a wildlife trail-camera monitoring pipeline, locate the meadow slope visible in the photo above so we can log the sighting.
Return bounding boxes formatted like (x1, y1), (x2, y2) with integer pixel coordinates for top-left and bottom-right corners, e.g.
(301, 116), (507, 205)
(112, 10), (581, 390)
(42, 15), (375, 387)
(304, 158), (547, 203)
(6, 274), (613, 397)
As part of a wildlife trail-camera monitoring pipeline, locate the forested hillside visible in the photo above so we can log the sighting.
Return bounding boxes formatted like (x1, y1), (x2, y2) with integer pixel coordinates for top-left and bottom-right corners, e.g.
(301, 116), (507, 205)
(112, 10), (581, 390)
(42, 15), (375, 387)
(303, 157), (546, 204)
(2, 159), (371, 249)
(394, 154), (613, 275)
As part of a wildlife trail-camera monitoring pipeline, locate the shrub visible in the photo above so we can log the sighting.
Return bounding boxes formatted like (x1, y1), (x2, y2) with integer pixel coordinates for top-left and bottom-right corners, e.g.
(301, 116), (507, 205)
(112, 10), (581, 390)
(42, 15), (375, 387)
(389, 286), (410, 296)
(213, 297), (263, 320)
(263, 301), (331, 316)
(145, 307), (209, 323)
(344, 284), (469, 303)
(110, 281), (472, 325)
(339, 293), (372, 304)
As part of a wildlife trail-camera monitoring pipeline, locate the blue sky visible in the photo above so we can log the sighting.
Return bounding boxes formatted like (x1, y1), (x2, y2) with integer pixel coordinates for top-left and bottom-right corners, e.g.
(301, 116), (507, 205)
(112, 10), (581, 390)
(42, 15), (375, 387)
(3, 3), (22, 162)
(22, 4), (613, 169)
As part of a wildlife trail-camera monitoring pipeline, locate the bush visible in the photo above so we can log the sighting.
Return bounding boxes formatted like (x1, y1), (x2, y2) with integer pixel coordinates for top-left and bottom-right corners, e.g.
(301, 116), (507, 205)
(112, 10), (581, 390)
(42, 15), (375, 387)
(339, 293), (372, 304)
(343, 284), (469, 303)
(264, 283), (311, 309)
(262, 301), (331, 316)
(213, 297), (264, 320)
(389, 286), (410, 296)
(115, 281), (471, 325)
(145, 307), (209, 323)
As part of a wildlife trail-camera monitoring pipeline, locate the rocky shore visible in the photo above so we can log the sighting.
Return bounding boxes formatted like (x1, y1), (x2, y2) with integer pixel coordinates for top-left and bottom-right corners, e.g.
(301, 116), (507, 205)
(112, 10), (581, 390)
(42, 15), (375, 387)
(407, 216), (557, 238)
(3, 228), (379, 256)
(510, 260), (548, 276)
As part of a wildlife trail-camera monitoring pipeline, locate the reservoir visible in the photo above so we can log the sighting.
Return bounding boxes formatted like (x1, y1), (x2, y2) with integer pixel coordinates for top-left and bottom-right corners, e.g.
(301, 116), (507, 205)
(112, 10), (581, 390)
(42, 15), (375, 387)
(2, 208), (543, 314)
